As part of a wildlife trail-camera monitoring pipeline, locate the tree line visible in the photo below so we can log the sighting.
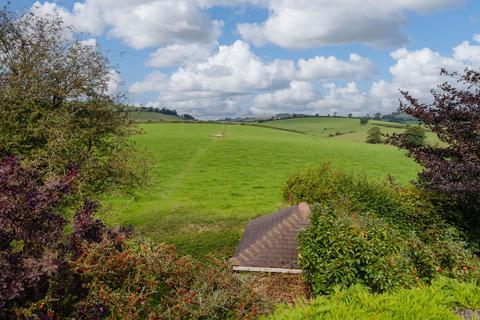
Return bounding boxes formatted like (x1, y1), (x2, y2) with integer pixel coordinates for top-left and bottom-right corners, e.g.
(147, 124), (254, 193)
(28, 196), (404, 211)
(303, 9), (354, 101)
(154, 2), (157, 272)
(132, 106), (196, 120)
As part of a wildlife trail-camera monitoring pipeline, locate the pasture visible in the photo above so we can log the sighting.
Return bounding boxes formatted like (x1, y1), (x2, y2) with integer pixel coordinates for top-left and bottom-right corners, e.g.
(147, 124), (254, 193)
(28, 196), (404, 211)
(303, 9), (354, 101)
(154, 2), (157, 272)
(103, 118), (420, 257)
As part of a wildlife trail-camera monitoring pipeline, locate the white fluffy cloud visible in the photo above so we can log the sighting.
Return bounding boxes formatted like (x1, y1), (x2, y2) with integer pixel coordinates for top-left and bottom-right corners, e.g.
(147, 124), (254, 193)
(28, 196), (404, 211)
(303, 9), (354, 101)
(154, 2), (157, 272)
(453, 41), (480, 64)
(103, 1), (221, 49)
(31, 1), (104, 37)
(31, 0), (222, 49)
(106, 70), (123, 96)
(129, 40), (377, 117)
(131, 41), (294, 94)
(297, 54), (376, 81)
(310, 82), (369, 114)
(132, 40), (373, 93)
(29, 1), (475, 118)
(251, 81), (318, 114)
(146, 43), (215, 67)
(238, 0), (462, 49)
(315, 37), (480, 116)
(32, 0), (462, 51)
(137, 35), (480, 118)
(80, 38), (97, 47)
(369, 45), (467, 107)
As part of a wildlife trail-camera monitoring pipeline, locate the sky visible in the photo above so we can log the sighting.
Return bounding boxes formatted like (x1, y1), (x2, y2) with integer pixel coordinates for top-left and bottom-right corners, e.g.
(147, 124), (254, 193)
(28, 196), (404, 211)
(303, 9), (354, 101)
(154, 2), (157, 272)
(6, 0), (480, 119)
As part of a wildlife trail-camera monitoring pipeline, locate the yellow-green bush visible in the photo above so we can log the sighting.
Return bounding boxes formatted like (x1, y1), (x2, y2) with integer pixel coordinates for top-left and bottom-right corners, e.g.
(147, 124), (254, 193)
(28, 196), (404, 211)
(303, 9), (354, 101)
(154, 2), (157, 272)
(265, 278), (480, 320)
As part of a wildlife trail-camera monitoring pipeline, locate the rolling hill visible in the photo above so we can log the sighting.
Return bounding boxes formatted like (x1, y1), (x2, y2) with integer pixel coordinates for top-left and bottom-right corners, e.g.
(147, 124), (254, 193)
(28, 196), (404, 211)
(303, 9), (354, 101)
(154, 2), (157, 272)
(128, 111), (184, 122)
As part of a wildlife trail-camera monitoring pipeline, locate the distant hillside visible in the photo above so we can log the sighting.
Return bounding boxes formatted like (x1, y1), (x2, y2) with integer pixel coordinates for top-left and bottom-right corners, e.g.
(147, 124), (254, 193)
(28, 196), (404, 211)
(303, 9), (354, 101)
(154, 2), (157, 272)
(262, 116), (438, 144)
(128, 111), (184, 122)
(262, 117), (374, 136)
(221, 113), (419, 125)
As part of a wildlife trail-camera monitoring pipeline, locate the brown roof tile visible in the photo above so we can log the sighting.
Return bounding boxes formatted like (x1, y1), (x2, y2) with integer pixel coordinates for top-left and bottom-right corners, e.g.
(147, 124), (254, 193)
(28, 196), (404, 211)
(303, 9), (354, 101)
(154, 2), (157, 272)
(230, 203), (311, 271)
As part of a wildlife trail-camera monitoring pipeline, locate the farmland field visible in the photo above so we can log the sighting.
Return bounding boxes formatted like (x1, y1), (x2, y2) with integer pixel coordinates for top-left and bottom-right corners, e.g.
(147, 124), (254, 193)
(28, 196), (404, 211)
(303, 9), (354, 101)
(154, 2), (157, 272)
(264, 117), (439, 144)
(103, 118), (421, 257)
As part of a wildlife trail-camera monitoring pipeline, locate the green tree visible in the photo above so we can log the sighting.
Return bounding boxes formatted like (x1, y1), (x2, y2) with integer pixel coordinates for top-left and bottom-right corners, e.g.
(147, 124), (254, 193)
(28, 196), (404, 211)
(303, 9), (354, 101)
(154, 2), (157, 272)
(348, 113), (353, 118)
(360, 117), (369, 125)
(402, 126), (426, 146)
(0, 8), (146, 200)
(366, 127), (383, 144)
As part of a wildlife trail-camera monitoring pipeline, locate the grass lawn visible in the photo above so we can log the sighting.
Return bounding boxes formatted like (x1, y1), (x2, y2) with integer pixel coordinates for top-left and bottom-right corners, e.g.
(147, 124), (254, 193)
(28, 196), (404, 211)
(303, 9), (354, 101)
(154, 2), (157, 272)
(102, 120), (420, 258)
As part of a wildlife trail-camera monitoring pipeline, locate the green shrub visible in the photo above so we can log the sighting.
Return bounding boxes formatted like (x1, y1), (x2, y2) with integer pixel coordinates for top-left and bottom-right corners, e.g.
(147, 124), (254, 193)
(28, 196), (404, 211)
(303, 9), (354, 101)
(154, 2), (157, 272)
(265, 277), (480, 320)
(285, 164), (480, 295)
(298, 204), (413, 295)
(283, 164), (453, 241)
(402, 125), (427, 146)
(360, 117), (369, 125)
(366, 127), (383, 144)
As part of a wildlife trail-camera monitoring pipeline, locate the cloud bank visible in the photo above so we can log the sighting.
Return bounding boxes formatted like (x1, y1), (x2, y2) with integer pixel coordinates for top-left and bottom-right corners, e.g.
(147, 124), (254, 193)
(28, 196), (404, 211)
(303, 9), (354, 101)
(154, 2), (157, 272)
(28, 0), (474, 118)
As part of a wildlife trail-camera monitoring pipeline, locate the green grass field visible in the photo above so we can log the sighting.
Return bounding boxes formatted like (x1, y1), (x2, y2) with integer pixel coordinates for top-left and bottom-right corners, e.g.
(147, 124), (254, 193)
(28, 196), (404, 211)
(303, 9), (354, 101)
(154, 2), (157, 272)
(103, 118), (421, 258)
(263, 117), (374, 137)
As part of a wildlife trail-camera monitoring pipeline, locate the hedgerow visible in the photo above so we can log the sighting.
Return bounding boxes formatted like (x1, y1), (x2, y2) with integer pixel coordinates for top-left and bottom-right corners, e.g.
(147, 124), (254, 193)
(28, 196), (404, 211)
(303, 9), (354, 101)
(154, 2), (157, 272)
(69, 240), (269, 320)
(283, 163), (461, 243)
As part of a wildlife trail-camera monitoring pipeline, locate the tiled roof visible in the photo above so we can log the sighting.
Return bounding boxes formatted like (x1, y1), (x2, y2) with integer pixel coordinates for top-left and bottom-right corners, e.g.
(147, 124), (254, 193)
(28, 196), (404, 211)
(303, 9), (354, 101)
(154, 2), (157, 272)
(230, 203), (311, 271)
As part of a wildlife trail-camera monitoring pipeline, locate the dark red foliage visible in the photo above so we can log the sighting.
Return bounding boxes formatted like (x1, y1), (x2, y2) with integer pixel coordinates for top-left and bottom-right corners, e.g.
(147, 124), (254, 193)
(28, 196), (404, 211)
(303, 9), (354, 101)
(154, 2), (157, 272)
(68, 200), (133, 257)
(0, 156), (77, 309)
(392, 68), (480, 230)
(68, 200), (105, 255)
(0, 156), (132, 318)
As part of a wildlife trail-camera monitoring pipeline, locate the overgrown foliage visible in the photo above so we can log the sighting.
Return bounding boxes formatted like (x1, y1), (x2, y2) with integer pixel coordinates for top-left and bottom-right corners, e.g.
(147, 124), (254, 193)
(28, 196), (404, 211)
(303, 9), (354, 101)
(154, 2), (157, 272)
(283, 163), (450, 238)
(284, 164), (480, 295)
(0, 156), (76, 310)
(69, 240), (269, 320)
(392, 68), (480, 228)
(0, 155), (129, 318)
(0, 8), (146, 200)
(1, 156), (267, 319)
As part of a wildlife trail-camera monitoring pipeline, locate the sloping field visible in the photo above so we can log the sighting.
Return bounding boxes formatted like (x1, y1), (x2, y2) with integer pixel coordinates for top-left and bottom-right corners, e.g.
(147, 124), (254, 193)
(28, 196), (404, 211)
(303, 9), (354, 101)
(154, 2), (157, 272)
(103, 122), (420, 257)
(263, 117), (371, 137)
(128, 111), (183, 122)
(264, 117), (439, 144)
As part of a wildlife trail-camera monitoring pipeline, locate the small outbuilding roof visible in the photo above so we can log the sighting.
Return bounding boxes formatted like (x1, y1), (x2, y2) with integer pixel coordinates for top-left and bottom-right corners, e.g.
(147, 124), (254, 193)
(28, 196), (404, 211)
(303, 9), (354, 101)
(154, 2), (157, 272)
(230, 203), (311, 273)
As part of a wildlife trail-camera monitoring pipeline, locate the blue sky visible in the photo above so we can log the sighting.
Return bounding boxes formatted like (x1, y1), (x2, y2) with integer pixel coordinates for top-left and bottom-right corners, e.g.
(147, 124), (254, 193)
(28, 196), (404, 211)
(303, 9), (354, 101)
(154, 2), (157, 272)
(7, 0), (480, 118)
